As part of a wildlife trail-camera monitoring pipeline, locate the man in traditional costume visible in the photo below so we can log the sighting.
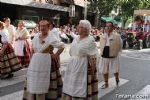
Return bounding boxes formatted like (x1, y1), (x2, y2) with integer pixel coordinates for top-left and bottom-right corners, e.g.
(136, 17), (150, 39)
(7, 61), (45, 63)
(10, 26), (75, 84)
(23, 20), (64, 100)
(99, 22), (122, 89)
(62, 20), (99, 100)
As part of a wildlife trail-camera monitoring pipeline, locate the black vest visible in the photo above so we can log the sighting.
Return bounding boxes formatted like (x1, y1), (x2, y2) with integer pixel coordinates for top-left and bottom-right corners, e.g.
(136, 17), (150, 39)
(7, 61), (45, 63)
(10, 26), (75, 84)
(102, 46), (115, 58)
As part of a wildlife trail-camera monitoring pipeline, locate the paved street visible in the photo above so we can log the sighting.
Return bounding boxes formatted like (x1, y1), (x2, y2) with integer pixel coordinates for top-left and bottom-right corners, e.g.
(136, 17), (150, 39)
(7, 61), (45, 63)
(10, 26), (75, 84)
(0, 44), (150, 100)
(1, 0), (150, 100)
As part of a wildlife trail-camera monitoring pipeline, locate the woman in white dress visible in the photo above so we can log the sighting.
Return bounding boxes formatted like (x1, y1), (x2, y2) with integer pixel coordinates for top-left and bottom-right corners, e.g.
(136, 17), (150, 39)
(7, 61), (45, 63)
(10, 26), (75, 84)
(23, 20), (64, 100)
(62, 20), (99, 100)
(14, 21), (31, 67)
(0, 21), (22, 79)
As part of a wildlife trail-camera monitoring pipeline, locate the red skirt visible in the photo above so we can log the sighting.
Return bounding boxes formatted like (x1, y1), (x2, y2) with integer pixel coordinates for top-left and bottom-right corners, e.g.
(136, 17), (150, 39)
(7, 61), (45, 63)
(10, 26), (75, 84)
(0, 43), (22, 76)
(18, 40), (32, 68)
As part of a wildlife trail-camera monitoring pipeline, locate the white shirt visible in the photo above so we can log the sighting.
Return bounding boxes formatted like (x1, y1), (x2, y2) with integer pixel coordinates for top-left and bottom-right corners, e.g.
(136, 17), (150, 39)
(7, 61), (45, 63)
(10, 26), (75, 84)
(0, 29), (9, 43)
(49, 28), (60, 40)
(70, 31), (77, 38)
(105, 34), (113, 46)
(5, 25), (16, 43)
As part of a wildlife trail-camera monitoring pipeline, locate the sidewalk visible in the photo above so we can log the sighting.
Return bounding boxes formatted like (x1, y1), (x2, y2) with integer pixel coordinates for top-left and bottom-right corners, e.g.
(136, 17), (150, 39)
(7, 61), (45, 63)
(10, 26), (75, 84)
(121, 48), (150, 60)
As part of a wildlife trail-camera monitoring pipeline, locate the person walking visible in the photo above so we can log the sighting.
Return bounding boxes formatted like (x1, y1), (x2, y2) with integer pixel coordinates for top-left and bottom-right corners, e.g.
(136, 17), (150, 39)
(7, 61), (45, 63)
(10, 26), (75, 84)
(62, 20), (99, 100)
(14, 21), (31, 67)
(0, 21), (22, 79)
(99, 22), (122, 89)
(23, 20), (64, 100)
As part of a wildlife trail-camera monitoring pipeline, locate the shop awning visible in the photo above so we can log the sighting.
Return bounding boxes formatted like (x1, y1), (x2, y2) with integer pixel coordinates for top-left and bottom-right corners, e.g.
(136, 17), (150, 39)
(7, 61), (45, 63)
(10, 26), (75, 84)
(0, 0), (69, 12)
(101, 17), (119, 25)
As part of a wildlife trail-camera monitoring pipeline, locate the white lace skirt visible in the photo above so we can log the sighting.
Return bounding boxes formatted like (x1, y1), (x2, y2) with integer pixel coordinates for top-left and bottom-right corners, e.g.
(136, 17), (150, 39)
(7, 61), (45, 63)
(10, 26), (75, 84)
(27, 53), (51, 94)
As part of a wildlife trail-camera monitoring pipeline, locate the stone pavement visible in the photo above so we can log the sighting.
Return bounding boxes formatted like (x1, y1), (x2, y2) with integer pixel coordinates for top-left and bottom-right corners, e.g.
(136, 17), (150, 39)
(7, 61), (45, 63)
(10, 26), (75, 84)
(1, 44), (150, 100)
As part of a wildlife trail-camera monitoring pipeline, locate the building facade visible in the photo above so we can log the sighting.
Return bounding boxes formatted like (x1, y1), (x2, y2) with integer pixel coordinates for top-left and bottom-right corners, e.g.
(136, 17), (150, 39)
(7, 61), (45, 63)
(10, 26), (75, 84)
(0, 0), (86, 26)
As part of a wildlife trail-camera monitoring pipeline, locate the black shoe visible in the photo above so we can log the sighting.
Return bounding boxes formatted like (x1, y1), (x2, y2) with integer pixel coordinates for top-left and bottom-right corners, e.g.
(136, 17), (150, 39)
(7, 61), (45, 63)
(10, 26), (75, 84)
(7, 73), (14, 78)
(0, 74), (14, 80)
(101, 84), (109, 89)
(116, 80), (120, 86)
(0, 75), (9, 80)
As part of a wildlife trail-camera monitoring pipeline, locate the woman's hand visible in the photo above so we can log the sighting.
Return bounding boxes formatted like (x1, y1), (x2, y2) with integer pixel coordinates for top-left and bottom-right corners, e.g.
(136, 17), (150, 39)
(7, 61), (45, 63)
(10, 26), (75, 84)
(17, 37), (27, 40)
(51, 54), (59, 61)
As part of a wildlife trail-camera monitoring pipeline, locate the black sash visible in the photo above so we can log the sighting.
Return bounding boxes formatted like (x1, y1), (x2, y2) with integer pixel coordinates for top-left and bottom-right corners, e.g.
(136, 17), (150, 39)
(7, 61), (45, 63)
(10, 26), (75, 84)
(102, 46), (115, 58)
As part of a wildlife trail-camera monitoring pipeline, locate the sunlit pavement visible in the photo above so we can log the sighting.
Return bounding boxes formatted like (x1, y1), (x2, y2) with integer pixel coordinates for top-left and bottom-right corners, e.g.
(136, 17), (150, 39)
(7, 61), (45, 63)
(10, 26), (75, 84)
(1, 44), (150, 100)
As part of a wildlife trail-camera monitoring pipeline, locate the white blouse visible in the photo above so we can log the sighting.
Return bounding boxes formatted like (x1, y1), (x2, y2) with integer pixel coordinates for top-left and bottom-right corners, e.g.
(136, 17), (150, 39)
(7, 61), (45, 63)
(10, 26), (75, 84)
(0, 29), (9, 43)
(32, 32), (64, 53)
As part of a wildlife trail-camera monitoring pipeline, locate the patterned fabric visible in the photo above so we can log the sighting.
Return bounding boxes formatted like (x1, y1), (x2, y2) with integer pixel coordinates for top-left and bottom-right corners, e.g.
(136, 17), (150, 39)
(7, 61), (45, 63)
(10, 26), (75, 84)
(18, 40), (31, 67)
(62, 57), (98, 100)
(23, 56), (62, 100)
(87, 56), (98, 100)
(46, 56), (62, 100)
(0, 43), (22, 75)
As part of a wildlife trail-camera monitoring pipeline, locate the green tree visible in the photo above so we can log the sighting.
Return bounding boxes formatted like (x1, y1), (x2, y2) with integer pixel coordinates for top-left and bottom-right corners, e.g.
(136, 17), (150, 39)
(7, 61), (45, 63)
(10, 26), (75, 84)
(88, 0), (150, 27)
(88, 0), (116, 27)
(116, 0), (150, 27)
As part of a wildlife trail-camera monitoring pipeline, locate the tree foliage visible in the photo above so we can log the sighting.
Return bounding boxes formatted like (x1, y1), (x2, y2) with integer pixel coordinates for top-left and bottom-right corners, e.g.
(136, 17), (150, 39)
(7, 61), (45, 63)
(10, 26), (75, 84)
(87, 0), (116, 27)
(88, 0), (116, 17)
(88, 0), (150, 27)
(88, 0), (150, 16)
(116, 0), (150, 27)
